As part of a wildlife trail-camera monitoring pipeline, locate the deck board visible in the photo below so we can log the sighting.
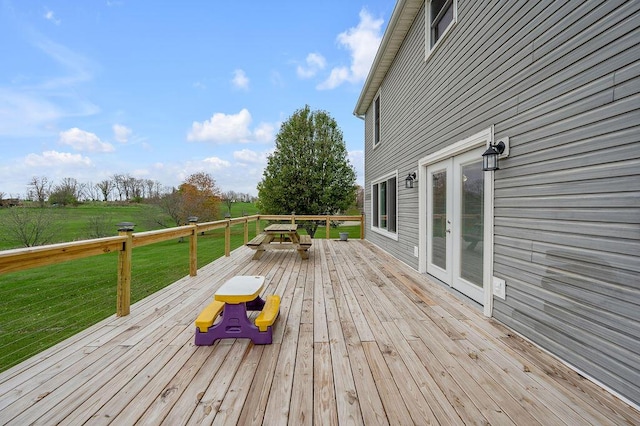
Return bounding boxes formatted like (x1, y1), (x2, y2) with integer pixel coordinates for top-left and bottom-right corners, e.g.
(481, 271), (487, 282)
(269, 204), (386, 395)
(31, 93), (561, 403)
(0, 239), (638, 425)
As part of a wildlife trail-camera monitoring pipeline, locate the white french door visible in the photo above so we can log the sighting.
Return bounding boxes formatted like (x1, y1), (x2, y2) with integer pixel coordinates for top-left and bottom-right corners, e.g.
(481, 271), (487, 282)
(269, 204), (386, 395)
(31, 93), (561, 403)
(426, 159), (452, 284)
(426, 148), (485, 304)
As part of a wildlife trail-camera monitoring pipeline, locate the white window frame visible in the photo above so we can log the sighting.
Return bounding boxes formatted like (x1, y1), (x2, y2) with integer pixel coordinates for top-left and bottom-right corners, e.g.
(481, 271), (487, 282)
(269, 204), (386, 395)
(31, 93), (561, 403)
(370, 170), (399, 240)
(425, 0), (457, 60)
(372, 91), (381, 149)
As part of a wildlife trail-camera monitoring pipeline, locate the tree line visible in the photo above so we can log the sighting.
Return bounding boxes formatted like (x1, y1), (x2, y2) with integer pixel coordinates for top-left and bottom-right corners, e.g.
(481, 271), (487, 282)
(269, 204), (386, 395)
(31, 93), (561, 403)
(0, 174), (256, 208)
(0, 172), (258, 247)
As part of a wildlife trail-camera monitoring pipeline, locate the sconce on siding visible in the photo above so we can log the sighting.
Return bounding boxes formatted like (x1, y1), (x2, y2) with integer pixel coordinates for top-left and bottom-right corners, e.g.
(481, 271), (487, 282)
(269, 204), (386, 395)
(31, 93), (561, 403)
(482, 137), (509, 171)
(405, 172), (417, 189)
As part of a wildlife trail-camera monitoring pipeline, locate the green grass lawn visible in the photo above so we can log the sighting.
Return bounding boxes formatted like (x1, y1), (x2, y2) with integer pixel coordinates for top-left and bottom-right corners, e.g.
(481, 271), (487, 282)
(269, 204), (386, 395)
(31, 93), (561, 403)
(0, 201), (261, 250)
(0, 202), (361, 372)
(0, 222), (256, 372)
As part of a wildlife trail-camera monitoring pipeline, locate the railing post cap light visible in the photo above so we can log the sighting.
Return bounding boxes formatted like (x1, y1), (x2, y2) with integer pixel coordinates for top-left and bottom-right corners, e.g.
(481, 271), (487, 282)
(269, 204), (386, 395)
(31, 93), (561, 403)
(117, 222), (135, 232)
(405, 171), (417, 189)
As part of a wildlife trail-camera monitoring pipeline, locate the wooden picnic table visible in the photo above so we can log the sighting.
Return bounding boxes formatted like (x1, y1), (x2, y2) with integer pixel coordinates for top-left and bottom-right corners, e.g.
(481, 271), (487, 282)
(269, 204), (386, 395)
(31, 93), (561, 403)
(265, 223), (300, 243)
(247, 224), (312, 260)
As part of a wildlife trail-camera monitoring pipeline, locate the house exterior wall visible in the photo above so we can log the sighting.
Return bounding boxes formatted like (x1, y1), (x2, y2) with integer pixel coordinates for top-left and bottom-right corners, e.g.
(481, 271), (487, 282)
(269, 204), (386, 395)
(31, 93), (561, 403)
(361, 0), (640, 406)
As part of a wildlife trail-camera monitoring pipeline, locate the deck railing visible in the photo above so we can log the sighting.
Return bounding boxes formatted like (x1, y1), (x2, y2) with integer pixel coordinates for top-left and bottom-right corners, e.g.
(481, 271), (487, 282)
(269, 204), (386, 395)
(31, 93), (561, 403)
(0, 214), (363, 317)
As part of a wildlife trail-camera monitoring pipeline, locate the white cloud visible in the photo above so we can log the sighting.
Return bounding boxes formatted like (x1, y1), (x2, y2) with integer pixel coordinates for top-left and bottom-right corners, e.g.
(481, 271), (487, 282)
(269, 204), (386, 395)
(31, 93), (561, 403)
(319, 67), (351, 90)
(187, 109), (252, 143)
(0, 89), (62, 137)
(233, 149), (269, 165)
(35, 38), (94, 89)
(318, 9), (383, 90)
(253, 122), (276, 143)
(231, 69), (249, 90)
(113, 124), (132, 143)
(156, 153), (266, 195)
(203, 156), (232, 169)
(187, 109), (275, 144)
(59, 127), (114, 152)
(44, 10), (61, 25)
(24, 150), (92, 167)
(297, 53), (327, 79)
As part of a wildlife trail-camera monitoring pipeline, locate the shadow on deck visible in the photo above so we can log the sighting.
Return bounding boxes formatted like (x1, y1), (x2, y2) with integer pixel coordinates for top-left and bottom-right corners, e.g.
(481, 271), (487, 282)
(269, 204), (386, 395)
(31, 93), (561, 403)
(0, 240), (637, 424)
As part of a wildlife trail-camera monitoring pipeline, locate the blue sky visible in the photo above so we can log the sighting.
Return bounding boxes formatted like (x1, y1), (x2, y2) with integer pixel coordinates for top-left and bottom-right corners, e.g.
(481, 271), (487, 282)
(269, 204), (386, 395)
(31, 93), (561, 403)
(0, 0), (393, 198)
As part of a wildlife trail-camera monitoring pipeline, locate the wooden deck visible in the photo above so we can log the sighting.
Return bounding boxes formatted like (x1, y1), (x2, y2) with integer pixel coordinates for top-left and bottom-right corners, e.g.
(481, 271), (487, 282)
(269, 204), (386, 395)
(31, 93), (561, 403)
(0, 239), (637, 425)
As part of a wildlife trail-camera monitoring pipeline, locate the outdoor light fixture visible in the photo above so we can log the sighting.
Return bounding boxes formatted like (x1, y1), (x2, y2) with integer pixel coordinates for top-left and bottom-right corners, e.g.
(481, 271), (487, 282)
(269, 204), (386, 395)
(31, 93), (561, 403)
(482, 139), (508, 171)
(405, 172), (417, 189)
(116, 222), (135, 232)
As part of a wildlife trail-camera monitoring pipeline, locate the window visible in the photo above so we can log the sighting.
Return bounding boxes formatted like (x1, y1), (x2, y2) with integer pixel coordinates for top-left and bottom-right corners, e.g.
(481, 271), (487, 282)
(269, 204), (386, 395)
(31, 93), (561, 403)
(426, 0), (456, 55)
(373, 94), (381, 146)
(371, 173), (397, 237)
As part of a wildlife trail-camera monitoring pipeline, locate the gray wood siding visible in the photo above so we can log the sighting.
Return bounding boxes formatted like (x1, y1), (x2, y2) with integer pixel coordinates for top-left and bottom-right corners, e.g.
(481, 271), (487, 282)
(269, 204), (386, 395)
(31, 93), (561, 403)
(362, 0), (640, 405)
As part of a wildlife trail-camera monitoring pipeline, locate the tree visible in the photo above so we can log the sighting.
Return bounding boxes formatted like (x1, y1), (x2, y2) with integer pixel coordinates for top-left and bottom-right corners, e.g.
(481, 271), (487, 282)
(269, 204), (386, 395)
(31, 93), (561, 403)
(49, 177), (84, 206)
(179, 172), (221, 222)
(0, 206), (59, 247)
(84, 181), (101, 201)
(155, 189), (184, 227)
(144, 179), (162, 200)
(154, 172), (221, 227)
(112, 174), (125, 201)
(96, 179), (114, 202)
(27, 176), (52, 207)
(257, 105), (356, 237)
(221, 191), (237, 215)
(355, 185), (364, 211)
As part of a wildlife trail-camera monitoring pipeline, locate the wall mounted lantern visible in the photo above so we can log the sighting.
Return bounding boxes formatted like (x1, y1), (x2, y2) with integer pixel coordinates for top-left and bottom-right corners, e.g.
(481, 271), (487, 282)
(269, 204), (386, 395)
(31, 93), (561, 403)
(405, 171), (417, 188)
(482, 137), (509, 171)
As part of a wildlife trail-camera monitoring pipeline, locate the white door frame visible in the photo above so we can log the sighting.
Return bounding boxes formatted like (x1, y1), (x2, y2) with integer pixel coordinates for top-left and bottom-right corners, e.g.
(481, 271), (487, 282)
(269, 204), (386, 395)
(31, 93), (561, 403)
(426, 158), (453, 284)
(418, 127), (495, 317)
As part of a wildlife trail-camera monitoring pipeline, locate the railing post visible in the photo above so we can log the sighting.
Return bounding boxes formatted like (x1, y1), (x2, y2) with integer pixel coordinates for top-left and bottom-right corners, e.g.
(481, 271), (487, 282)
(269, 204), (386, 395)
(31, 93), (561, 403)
(243, 213), (249, 244)
(116, 222), (134, 317)
(188, 216), (198, 277)
(291, 211), (295, 225)
(360, 214), (365, 239)
(256, 214), (261, 234)
(225, 213), (231, 257)
(326, 214), (330, 239)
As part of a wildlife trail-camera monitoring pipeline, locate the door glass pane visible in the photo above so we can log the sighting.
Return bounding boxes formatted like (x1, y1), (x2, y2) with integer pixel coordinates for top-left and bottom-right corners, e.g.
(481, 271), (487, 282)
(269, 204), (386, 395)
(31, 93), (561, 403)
(431, 170), (447, 269)
(387, 177), (396, 232)
(372, 184), (379, 227)
(380, 181), (387, 229)
(460, 161), (483, 286)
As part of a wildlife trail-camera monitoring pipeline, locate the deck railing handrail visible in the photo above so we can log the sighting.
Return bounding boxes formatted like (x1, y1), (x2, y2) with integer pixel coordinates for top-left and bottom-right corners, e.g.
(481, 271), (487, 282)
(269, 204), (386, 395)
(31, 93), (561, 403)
(0, 214), (364, 316)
